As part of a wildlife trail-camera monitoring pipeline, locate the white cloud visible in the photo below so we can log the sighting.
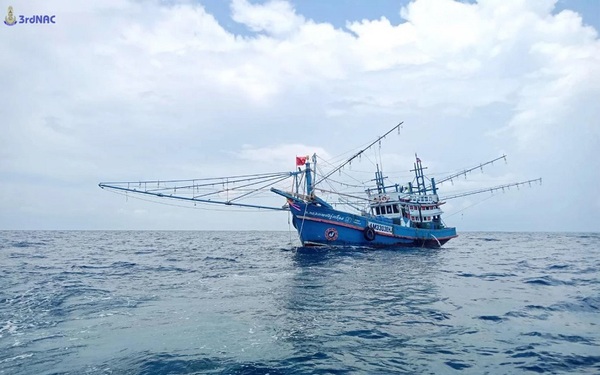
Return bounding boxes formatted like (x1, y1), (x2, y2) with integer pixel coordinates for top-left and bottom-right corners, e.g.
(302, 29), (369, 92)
(236, 144), (330, 166)
(231, 0), (304, 36)
(1, 0), (598, 231)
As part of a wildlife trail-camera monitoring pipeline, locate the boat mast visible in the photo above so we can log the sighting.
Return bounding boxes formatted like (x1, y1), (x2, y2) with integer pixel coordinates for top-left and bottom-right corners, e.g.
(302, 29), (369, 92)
(375, 164), (386, 194)
(410, 155), (428, 195)
(305, 160), (313, 195)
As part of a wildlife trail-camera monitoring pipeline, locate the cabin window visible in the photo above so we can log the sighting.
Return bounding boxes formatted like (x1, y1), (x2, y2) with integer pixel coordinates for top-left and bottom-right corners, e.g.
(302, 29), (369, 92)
(375, 206), (381, 215)
(393, 205), (399, 214)
(386, 206), (393, 214)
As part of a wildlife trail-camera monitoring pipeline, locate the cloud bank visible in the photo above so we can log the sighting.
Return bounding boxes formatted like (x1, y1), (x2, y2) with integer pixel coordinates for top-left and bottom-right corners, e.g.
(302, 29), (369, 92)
(1, 0), (598, 231)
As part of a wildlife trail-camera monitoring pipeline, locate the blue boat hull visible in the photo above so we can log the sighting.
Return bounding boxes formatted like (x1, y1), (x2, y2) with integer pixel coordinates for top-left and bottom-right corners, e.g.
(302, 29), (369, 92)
(289, 200), (457, 248)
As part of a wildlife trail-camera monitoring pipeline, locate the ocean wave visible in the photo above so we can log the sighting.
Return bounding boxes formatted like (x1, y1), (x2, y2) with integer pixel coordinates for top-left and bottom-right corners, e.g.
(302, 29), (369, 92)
(0, 231), (598, 375)
(523, 276), (573, 286)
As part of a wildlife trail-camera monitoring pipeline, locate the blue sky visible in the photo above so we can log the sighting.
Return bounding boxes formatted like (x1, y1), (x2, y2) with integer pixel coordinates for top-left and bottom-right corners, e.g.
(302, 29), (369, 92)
(200, 0), (600, 34)
(1, 0), (599, 231)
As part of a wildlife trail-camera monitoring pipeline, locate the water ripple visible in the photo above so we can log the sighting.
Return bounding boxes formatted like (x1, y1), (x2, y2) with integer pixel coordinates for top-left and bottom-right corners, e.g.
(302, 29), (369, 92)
(0, 230), (598, 374)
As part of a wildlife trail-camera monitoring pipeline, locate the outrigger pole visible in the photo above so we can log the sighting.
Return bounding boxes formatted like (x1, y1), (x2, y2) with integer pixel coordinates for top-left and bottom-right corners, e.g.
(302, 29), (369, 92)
(98, 183), (290, 211)
(313, 122), (404, 188)
(98, 170), (303, 211)
(433, 155), (507, 186)
(441, 178), (542, 200)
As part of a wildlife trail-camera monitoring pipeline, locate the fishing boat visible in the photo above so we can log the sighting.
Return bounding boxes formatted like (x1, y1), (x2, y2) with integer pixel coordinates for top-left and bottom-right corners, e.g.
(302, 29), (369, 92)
(99, 122), (541, 248)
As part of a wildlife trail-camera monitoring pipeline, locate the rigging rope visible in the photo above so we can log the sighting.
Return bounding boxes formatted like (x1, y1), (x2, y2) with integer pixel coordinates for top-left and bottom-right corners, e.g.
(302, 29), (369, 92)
(104, 188), (284, 213)
(445, 194), (498, 218)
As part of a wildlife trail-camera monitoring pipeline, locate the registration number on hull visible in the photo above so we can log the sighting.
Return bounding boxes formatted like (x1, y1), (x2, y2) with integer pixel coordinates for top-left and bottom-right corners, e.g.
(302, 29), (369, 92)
(367, 222), (393, 234)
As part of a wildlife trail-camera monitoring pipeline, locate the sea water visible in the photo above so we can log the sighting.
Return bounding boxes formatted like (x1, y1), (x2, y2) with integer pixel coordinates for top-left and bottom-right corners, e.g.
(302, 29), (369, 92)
(0, 231), (598, 374)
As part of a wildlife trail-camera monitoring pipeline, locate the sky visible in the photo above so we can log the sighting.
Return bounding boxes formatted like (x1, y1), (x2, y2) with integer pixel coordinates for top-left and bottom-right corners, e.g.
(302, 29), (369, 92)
(1, 0), (599, 232)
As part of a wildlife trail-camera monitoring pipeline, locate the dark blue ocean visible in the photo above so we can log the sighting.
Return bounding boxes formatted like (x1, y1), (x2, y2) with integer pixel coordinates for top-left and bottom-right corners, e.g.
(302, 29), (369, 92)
(1, 231), (599, 374)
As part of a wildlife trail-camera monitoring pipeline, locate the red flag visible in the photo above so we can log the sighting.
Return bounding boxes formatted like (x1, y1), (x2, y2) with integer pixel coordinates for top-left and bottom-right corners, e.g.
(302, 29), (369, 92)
(296, 156), (307, 166)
